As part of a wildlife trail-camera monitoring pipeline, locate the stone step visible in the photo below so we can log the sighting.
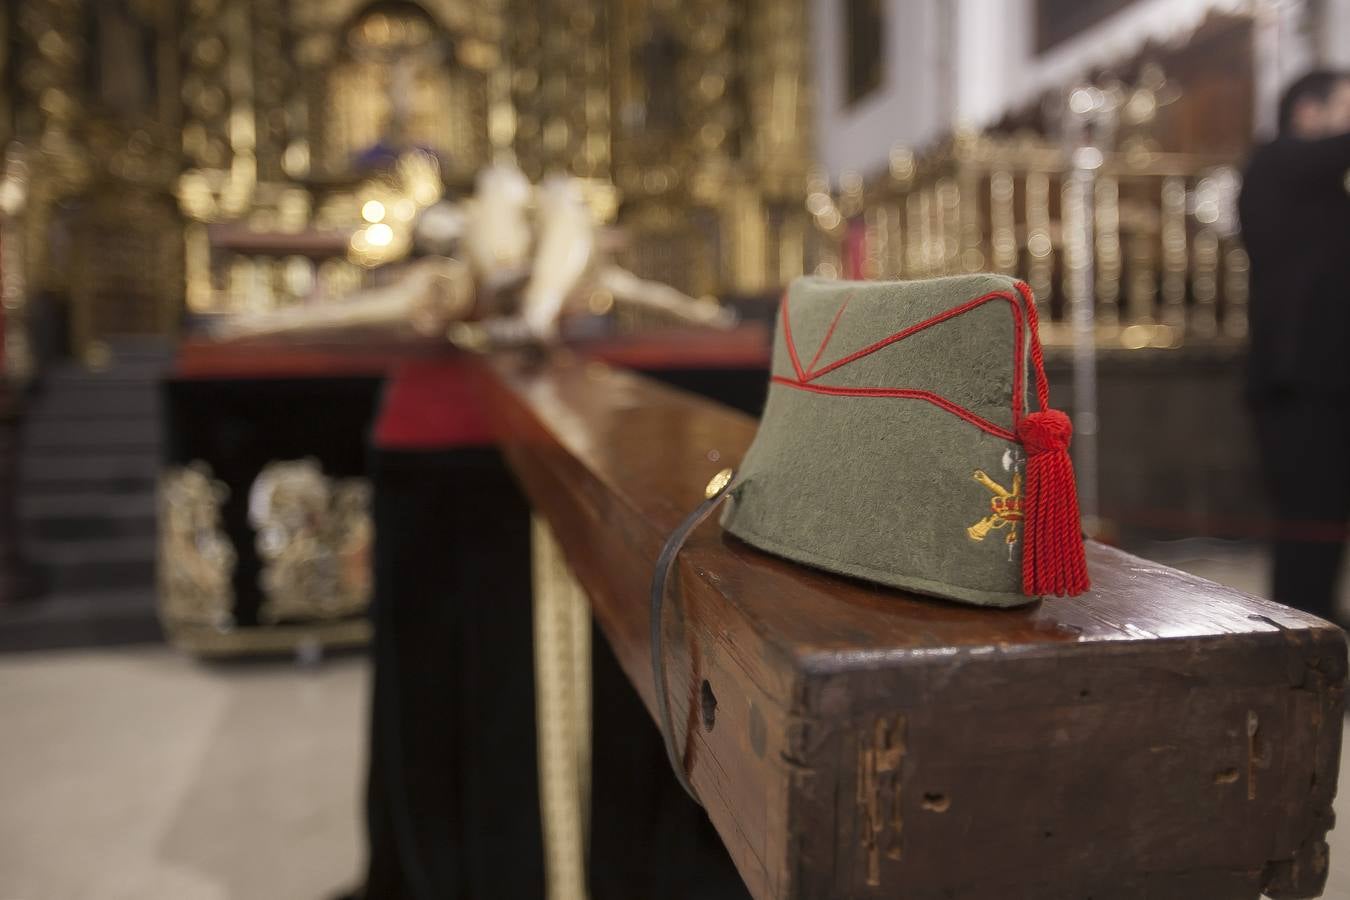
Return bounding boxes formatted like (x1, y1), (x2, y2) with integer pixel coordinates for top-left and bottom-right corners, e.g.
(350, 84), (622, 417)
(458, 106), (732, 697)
(21, 418), (163, 450)
(24, 533), (157, 562)
(20, 453), (160, 489)
(0, 588), (161, 653)
(19, 492), (157, 519)
(24, 390), (161, 421)
(44, 361), (166, 383)
(24, 518), (155, 542)
(45, 558), (156, 594)
(18, 444), (161, 467)
(26, 535), (157, 593)
(18, 493), (157, 541)
(43, 374), (164, 396)
(1, 342), (171, 653)
(39, 366), (166, 385)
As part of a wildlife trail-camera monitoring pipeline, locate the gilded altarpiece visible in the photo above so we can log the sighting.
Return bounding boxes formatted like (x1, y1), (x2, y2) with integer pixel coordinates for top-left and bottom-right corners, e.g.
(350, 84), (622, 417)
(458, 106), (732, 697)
(178, 0), (504, 315)
(599, 0), (814, 299)
(6, 0), (813, 346)
(498, 0), (814, 301)
(9, 0), (184, 360)
(172, 0), (813, 313)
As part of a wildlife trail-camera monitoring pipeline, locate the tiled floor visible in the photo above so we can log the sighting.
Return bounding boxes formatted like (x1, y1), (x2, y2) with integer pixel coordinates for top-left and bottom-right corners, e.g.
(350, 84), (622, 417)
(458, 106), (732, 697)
(0, 541), (1347, 900)
(0, 649), (366, 900)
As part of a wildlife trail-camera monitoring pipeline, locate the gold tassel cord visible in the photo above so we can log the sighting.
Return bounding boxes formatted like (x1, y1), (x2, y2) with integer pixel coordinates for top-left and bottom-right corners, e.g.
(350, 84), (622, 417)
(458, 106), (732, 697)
(531, 516), (592, 900)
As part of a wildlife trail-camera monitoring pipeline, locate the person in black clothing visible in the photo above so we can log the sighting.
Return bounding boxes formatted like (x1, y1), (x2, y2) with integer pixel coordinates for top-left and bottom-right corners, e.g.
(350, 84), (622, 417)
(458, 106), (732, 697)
(1238, 70), (1350, 622)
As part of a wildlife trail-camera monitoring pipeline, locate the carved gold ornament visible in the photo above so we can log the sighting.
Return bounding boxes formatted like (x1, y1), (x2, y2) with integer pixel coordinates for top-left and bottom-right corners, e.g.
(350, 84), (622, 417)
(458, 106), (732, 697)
(158, 463), (237, 630)
(249, 459), (373, 625)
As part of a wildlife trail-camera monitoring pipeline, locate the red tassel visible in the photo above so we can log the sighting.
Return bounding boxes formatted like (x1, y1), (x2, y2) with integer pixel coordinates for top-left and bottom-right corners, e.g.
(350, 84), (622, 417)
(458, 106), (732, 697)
(1017, 410), (1090, 597)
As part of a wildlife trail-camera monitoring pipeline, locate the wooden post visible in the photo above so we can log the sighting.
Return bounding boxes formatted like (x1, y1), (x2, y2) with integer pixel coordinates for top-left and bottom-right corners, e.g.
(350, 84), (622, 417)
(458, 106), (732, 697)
(481, 351), (1345, 900)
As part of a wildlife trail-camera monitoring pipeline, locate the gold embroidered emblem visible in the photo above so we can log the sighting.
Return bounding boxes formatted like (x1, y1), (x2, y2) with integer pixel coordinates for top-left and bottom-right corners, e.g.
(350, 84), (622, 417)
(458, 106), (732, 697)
(967, 469), (1022, 544)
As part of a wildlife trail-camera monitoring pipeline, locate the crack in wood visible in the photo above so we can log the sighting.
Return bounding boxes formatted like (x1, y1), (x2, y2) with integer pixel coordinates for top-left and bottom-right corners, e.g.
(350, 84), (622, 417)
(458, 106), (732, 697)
(1247, 709), (1263, 802)
(858, 714), (905, 887)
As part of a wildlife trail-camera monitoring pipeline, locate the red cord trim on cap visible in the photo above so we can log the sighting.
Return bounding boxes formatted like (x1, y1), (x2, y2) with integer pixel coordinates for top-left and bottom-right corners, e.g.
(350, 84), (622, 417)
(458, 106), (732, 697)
(769, 376), (1017, 441)
(779, 292), (807, 381)
(805, 291), (853, 376)
(1013, 280), (1049, 412)
(780, 288), (1029, 429)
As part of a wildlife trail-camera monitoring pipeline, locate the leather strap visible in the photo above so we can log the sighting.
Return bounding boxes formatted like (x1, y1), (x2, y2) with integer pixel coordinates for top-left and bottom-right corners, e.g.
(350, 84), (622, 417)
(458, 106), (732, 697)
(648, 469), (738, 804)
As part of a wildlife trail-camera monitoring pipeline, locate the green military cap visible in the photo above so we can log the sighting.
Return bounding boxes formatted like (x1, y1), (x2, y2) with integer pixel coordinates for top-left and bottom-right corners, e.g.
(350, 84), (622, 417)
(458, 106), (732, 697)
(720, 274), (1089, 607)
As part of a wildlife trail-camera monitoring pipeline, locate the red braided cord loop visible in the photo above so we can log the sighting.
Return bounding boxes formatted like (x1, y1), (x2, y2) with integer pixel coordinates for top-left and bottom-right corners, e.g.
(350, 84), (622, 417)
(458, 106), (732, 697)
(1014, 283), (1090, 597)
(1015, 281), (1051, 415)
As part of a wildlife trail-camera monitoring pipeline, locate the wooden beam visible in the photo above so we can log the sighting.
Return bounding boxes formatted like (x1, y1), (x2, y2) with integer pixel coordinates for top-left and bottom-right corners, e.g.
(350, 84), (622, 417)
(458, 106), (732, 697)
(481, 352), (1345, 900)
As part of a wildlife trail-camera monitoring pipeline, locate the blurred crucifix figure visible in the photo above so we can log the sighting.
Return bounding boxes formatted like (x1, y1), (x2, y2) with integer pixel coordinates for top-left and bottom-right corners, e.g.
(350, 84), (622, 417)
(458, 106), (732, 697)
(1238, 70), (1350, 623)
(212, 159), (733, 347)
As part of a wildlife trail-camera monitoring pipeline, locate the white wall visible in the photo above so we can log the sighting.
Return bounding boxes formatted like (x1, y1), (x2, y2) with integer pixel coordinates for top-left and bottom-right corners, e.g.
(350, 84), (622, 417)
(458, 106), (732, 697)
(810, 0), (946, 179)
(953, 0), (1253, 128)
(812, 0), (1260, 180)
(1323, 0), (1350, 68)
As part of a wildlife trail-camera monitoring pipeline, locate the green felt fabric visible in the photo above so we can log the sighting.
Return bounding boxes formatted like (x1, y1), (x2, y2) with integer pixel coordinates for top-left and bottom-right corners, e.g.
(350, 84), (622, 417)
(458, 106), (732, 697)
(721, 274), (1040, 607)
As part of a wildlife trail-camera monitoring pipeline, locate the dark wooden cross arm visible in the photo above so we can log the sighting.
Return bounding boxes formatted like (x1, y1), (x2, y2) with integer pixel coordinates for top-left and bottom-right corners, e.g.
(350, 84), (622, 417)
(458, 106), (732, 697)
(479, 352), (1346, 900)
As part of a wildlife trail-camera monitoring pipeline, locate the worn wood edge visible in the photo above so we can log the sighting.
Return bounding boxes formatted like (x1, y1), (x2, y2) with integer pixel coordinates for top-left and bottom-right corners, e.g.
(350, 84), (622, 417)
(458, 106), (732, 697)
(785, 631), (1345, 898)
(1263, 623), (1346, 899)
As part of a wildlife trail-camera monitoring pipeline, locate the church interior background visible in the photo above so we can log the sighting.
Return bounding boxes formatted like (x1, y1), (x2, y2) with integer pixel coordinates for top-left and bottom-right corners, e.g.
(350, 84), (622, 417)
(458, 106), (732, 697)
(2, 0), (1350, 897)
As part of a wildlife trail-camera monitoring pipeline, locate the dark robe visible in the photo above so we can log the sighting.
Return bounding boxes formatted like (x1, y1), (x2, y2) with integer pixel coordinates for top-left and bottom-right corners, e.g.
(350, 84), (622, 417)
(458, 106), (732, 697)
(1238, 131), (1350, 620)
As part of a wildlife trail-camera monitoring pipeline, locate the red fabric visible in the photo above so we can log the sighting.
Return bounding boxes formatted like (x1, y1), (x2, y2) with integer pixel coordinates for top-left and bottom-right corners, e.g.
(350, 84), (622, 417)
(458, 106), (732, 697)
(170, 337), (495, 450)
(174, 350), (393, 379)
(372, 327), (772, 451)
(374, 358), (494, 449)
(172, 336), (447, 380)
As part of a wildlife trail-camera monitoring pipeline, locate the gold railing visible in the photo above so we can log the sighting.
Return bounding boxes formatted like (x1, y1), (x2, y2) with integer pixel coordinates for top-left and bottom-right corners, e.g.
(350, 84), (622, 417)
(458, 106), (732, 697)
(805, 134), (1248, 349)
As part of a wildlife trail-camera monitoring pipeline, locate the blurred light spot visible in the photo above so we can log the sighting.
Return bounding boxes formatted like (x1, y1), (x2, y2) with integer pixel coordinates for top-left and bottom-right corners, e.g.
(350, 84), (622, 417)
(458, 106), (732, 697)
(366, 223), (394, 247)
